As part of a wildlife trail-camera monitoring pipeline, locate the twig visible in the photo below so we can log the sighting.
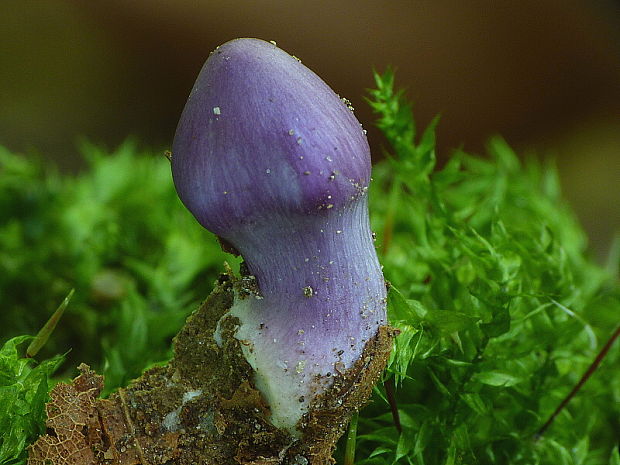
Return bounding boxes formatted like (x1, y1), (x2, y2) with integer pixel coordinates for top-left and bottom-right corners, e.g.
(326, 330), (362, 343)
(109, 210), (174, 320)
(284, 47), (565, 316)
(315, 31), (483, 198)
(535, 325), (620, 438)
(384, 377), (402, 433)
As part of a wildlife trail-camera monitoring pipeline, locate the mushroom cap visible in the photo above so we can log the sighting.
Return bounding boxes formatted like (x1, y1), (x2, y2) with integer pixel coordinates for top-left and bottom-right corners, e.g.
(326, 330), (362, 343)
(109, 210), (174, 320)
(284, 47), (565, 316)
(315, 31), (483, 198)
(171, 38), (371, 237)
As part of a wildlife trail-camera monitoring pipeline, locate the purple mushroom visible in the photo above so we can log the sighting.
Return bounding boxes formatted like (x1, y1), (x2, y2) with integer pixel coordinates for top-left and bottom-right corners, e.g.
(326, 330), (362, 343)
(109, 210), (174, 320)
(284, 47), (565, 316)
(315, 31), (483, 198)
(171, 38), (387, 435)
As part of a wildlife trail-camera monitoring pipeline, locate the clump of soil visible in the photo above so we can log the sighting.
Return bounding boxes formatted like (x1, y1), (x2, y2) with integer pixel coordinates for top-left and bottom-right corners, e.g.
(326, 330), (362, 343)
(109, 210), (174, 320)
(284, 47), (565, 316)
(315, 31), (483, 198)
(29, 272), (396, 465)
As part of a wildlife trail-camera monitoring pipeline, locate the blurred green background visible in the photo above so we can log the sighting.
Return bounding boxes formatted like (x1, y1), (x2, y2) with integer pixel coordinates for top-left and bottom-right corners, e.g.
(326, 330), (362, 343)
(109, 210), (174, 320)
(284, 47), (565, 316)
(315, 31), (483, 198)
(0, 0), (619, 258)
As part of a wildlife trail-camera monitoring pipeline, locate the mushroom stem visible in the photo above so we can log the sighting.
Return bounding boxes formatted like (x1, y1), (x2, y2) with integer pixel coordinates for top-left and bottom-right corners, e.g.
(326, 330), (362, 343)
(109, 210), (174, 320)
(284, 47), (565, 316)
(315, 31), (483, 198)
(222, 197), (386, 432)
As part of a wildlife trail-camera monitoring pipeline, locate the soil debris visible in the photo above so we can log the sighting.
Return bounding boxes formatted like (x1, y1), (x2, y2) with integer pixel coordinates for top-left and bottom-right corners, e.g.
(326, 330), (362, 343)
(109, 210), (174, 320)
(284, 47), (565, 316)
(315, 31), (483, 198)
(28, 272), (396, 464)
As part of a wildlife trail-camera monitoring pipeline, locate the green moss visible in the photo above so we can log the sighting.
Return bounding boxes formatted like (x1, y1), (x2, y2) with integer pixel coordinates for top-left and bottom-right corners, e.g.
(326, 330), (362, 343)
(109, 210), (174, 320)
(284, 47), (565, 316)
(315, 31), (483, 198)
(356, 69), (620, 465)
(0, 337), (63, 464)
(0, 141), (230, 389)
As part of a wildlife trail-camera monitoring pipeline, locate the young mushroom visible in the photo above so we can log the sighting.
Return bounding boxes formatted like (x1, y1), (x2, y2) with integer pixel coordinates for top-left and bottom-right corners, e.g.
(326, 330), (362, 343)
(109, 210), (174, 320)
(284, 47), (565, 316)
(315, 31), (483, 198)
(171, 38), (390, 437)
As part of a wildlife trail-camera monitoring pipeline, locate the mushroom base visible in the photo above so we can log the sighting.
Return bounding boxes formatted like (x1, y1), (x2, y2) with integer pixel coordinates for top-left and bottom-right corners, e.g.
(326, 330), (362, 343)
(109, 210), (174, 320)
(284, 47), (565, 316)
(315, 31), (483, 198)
(28, 271), (396, 465)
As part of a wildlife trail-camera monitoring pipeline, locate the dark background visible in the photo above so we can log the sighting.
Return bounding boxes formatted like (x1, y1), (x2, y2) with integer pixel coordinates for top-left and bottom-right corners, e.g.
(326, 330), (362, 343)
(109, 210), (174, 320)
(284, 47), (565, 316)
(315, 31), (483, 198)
(1, 0), (618, 259)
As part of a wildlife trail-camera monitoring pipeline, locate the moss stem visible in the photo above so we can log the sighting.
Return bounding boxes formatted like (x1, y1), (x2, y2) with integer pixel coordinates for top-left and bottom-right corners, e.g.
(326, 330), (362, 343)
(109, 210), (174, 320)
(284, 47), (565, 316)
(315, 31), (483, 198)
(535, 325), (620, 438)
(344, 411), (359, 465)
